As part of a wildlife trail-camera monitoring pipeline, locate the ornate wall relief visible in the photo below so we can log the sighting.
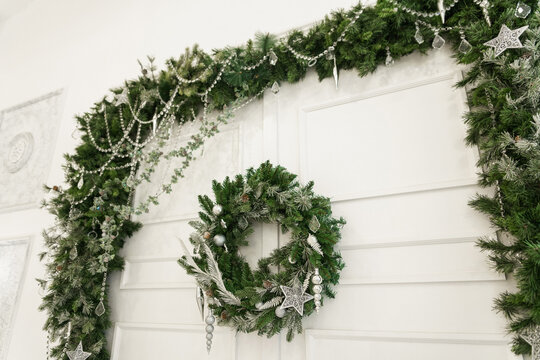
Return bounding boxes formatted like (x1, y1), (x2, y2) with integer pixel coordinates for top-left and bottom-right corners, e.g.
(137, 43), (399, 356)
(0, 90), (64, 211)
(0, 237), (30, 360)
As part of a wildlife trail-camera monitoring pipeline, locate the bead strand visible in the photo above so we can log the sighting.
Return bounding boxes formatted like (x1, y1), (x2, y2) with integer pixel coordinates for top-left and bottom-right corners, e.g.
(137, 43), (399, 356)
(387, 0), (460, 18)
(282, 9), (363, 66)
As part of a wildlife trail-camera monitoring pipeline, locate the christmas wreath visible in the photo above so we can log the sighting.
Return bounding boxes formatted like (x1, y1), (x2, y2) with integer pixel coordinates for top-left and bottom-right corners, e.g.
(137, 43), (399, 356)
(178, 162), (345, 349)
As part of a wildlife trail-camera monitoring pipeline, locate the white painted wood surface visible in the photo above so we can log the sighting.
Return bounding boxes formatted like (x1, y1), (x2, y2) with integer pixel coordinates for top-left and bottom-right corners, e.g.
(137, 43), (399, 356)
(108, 47), (516, 360)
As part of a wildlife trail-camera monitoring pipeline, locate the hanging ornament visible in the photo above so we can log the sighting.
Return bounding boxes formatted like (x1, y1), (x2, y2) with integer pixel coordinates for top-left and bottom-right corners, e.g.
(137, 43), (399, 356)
(95, 300), (105, 316)
(205, 310), (215, 353)
(326, 46), (339, 89)
(458, 30), (473, 54)
(307, 234), (323, 256)
(515, 2), (531, 18)
(279, 284), (314, 316)
(478, 0), (491, 26)
(69, 246), (78, 260)
(271, 81), (280, 94)
(268, 49), (278, 65)
(437, 0), (446, 23)
(432, 31), (446, 50)
(66, 342), (92, 360)
(77, 176), (84, 190)
(213, 234), (226, 247)
(521, 326), (540, 360)
(414, 22), (424, 44)
(212, 204), (222, 216)
(308, 215), (321, 233)
(483, 24), (528, 57)
(385, 46), (394, 67)
(152, 115), (157, 135)
(195, 286), (205, 321)
(275, 306), (286, 318)
(311, 268), (323, 313)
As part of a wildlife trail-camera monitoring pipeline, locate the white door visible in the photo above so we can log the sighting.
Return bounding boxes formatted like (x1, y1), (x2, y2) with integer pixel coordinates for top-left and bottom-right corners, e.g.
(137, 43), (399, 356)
(108, 47), (516, 360)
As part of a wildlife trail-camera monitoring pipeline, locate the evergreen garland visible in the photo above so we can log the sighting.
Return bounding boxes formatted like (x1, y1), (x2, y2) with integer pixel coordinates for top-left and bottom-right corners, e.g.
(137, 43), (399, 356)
(178, 162), (345, 340)
(38, 0), (539, 358)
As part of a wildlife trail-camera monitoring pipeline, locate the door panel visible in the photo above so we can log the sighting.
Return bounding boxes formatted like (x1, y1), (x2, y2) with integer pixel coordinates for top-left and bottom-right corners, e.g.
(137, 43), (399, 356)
(109, 47), (513, 359)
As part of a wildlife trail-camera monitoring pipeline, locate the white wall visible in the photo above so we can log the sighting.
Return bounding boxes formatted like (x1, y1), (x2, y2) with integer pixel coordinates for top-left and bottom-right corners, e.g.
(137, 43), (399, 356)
(0, 1), (360, 359)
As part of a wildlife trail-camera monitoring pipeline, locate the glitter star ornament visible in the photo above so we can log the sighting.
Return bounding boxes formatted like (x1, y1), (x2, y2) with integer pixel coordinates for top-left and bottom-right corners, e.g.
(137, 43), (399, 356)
(114, 87), (129, 106)
(483, 24), (529, 57)
(521, 326), (540, 360)
(66, 342), (92, 360)
(280, 284), (314, 315)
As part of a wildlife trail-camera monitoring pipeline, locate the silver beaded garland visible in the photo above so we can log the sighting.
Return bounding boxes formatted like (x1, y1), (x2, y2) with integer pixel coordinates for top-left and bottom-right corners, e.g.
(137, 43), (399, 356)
(311, 268), (323, 313)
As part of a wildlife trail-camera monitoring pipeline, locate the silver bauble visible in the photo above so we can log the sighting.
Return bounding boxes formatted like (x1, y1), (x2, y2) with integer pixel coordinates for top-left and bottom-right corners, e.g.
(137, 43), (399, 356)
(205, 315), (215, 325)
(206, 325), (214, 332)
(312, 285), (322, 293)
(312, 275), (322, 285)
(275, 307), (286, 318)
(212, 204), (223, 215)
(213, 234), (226, 247)
(314, 293), (322, 301)
(206, 333), (213, 340)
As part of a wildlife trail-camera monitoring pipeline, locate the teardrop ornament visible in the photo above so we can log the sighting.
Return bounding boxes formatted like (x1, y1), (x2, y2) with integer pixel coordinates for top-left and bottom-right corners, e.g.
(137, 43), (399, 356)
(95, 300), (105, 316)
(432, 34), (446, 49)
(268, 49), (278, 65)
(195, 286), (205, 321)
(271, 81), (280, 94)
(309, 215), (321, 233)
(69, 246), (78, 260)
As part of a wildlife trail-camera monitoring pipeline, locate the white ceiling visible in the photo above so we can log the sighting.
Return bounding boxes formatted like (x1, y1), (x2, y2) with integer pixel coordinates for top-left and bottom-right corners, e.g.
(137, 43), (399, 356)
(0, 0), (36, 29)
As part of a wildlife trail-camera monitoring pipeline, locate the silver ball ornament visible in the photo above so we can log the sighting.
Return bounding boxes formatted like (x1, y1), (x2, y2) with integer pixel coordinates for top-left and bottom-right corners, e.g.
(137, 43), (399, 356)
(314, 293), (322, 301)
(312, 284), (322, 293)
(206, 333), (213, 340)
(275, 307), (286, 318)
(212, 204), (223, 215)
(205, 315), (215, 325)
(312, 275), (322, 285)
(213, 234), (226, 247)
(206, 325), (214, 332)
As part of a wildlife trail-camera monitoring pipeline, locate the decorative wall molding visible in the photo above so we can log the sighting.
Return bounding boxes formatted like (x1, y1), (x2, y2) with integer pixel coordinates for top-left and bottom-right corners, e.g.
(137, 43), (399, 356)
(305, 329), (521, 360)
(0, 90), (64, 212)
(297, 71), (479, 204)
(120, 256), (194, 290)
(0, 235), (32, 360)
(110, 322), (236, 360)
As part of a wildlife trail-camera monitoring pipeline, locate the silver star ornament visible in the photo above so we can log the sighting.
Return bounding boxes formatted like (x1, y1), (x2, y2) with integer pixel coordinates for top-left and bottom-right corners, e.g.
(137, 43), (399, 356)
(114, 87), (129, 106)
(521, 326), (540, 360)
(66, 341), (92, 360)
(279, 285), (314, 316)
(483, 24), (528, 57)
